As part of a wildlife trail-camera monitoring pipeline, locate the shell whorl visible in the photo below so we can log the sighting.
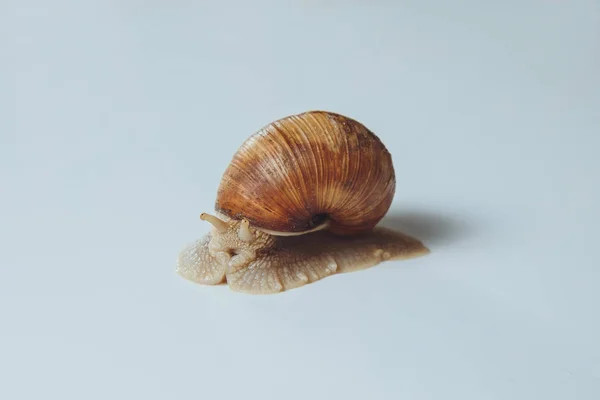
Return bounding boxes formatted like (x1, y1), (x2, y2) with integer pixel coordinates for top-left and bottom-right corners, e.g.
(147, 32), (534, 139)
(215, 111), (396, 236)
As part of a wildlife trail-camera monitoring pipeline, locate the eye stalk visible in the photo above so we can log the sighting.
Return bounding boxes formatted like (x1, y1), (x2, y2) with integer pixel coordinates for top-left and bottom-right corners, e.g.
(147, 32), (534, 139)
(200, 213), (229, 233)
(238, 219), (255, 243)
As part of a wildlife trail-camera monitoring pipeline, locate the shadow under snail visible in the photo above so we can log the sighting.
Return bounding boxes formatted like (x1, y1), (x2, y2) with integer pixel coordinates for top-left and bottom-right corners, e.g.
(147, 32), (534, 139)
(176, 110), (429, 294)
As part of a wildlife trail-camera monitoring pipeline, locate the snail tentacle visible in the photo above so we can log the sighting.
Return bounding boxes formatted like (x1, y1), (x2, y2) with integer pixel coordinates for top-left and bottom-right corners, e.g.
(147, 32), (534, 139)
(238, 219), (255, 243)
(200, 213), (229, 233)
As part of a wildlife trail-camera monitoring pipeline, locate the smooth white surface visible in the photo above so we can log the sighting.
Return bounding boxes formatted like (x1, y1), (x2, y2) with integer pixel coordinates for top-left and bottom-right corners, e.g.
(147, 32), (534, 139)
(1, 1), (599, 399)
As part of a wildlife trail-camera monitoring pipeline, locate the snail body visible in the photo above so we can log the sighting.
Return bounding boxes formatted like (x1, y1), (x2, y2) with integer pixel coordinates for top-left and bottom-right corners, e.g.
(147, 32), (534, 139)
(177, 111), (428, 294)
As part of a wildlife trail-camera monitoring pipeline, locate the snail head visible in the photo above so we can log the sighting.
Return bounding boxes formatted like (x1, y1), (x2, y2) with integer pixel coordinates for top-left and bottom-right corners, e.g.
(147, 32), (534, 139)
(196, 213), (275, 277)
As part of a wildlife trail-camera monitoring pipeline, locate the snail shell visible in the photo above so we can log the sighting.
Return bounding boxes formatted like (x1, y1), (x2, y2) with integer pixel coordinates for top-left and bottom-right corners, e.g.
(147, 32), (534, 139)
(215, 110), (395, 236)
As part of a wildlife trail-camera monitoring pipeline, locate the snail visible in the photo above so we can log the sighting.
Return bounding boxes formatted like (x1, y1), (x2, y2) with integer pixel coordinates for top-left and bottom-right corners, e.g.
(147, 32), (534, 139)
(176, 110), (429, 294)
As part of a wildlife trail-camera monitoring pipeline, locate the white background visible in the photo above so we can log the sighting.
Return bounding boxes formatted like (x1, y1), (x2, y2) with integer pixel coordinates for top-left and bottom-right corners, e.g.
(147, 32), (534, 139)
(1, 1), (599, 399)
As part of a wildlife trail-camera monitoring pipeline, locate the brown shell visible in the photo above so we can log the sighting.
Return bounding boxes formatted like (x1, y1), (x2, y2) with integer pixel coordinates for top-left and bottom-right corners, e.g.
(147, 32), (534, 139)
(215, 111), (396, 236)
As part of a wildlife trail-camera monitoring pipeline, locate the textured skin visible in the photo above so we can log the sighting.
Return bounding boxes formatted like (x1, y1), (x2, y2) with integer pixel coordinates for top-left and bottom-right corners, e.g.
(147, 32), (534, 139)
(176, 218), (429, 295)
(176, 233), (227, 285)
(215, 111), (396, 235)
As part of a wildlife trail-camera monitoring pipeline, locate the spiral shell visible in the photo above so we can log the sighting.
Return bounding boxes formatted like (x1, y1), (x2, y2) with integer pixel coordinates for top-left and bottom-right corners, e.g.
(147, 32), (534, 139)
(215, 111), (396, 236)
